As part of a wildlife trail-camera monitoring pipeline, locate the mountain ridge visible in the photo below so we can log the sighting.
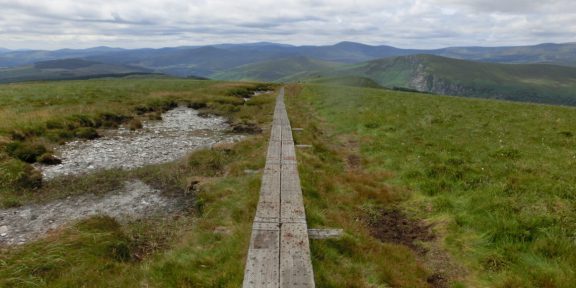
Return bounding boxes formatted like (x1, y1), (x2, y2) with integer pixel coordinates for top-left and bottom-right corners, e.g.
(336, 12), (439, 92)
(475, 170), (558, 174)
(330, 54), (576, 105)
(0, 58), (154, 83)
(2, 41), (576, 76)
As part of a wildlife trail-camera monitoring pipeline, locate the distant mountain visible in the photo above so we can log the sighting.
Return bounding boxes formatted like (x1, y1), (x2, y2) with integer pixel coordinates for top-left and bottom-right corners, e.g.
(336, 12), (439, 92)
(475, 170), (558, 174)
(212, 42), (295, 49)
(211, 53), (576, 105)
(86, 46), (289, 77)
(435, 43), (576, 66)
(0, 58), (153, 83)
(211, 56), (341, 82)
(307, 76), (383, 89)
(0, 47), (125, 67)
(288, 41), (422, 63)
(331, 55), (576, 105)
(0, 48), (10, 54)
(2, 42), (576, 78)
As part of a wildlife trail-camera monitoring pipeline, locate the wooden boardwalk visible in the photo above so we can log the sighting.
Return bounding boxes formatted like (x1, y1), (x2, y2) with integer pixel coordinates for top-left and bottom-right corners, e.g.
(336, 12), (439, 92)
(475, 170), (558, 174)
(243, 88), (315, 288)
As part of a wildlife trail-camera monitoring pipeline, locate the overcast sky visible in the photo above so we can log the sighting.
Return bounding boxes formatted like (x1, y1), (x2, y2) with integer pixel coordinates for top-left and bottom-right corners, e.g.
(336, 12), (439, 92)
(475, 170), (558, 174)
(0, 0), (575, 50)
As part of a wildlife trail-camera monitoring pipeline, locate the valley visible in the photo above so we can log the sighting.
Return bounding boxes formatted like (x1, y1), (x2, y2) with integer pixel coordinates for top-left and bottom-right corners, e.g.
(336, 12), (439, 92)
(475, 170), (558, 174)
(2, 42), (576, 107)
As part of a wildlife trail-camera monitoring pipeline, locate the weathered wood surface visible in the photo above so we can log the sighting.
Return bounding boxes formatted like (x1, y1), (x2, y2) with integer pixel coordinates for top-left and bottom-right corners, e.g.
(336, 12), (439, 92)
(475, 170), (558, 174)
(243, 88), (315, 288)
(307, 229), (344, 240)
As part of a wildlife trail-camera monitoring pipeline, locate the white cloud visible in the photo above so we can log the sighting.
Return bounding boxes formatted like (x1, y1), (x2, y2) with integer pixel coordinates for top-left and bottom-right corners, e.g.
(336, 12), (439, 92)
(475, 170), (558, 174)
(0, 0), (574, 49)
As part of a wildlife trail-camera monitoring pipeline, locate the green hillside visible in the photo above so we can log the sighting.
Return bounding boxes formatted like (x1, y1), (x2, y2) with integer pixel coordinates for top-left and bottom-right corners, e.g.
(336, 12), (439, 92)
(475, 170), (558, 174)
(211, 56), (341, 82)
(212, 54), (576, 106)
(331, 55), (576, 105)
(2, 79), (576, 287)
(0, 59), (153, 83)
(292, 84), (576, 287)
(437, 43), (576, 66)
(307, 76), (383, 88)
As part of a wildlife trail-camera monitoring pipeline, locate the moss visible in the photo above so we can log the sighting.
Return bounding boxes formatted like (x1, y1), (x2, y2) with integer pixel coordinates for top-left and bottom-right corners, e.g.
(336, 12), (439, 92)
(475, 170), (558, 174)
(0, 158), (42, 189)
(98, 112), (130, 128)
(10, 126), (46, 141)
(44, 129), (75, 143)
(67, 114), (101, 128)
(128, 118), (143, 130)
(37, 153), (62, 165)
(75, 127), (99, 139)
(5, 142), (48, 163)
(148, 112), (162, 120)
(187, 101), (207, 110)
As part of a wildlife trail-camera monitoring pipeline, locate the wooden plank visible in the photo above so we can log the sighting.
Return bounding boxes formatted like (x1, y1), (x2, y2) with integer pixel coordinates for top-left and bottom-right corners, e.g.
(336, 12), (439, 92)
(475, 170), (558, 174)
(307, 229), (343, 239)
(243, 87), (315, 288)
(243, 229), (280, 288)
(266, 141), (282, 164)
(270, 125), (282, 142)
(258, 165), (280, 203)
(281, 144), (297, 164)
(280, 223), (315, 288)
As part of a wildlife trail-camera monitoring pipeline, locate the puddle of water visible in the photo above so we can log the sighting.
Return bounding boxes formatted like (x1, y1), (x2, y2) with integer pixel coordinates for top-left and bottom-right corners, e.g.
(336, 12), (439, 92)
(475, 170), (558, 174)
(39, 107), (243, 179)
(0, 180), (184, 246)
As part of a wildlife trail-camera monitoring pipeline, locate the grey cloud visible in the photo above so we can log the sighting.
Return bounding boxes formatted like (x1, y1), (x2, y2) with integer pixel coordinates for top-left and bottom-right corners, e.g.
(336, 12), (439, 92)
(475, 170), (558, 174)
(0, 0), (574, 50)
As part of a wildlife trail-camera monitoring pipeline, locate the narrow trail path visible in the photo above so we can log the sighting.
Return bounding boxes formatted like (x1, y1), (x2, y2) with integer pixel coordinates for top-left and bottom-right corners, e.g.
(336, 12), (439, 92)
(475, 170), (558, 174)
(243, 88), (315, 287)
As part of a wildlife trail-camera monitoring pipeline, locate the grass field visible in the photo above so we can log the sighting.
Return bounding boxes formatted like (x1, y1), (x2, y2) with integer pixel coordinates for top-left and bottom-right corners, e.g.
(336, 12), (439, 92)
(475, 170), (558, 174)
(2, 79), (576, 287)
(0, 76), (273, 206)
(0, 77), (277, 287)
(294, 84), (576, 287)
(0, 79), (436, 287)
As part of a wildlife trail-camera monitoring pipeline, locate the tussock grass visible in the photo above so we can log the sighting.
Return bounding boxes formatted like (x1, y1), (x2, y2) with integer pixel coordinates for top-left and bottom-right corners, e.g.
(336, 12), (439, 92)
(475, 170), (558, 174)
(0, 77), (277, 206)
(296, 84), (576, 287)
(285, 85), (432, 287)
(0, 86), (275, 287)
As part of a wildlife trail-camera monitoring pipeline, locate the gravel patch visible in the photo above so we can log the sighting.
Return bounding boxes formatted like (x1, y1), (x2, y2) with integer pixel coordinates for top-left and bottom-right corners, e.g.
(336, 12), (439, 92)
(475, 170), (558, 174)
(38, 107), (243, 179)
(0, 180), (186, 246)
(1, 107), (245, 246)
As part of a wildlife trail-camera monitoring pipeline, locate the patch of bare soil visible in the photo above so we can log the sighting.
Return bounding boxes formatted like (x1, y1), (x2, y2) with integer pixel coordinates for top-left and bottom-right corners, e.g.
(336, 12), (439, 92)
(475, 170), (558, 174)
(367, 209), (466, 288)
(340, 136), (362, 171)
(422, 233), (469, 288)
(426, 273), (449, 288)
(367, 208), (434, 255)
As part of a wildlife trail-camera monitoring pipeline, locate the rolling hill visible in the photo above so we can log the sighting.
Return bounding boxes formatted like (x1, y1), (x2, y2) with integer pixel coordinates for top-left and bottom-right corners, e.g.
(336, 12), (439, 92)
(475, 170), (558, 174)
(216, 54), (576, 106)
(0, 47), (125, 67)
(333, 55), (576, 105)
(1, 42), (576, 105)
(306, 76), (383, 88)
(436, 42), (576, 66)
(0, 59), (154, 83)
(210, 56), (341, 82)
(1, 42), (576, 79)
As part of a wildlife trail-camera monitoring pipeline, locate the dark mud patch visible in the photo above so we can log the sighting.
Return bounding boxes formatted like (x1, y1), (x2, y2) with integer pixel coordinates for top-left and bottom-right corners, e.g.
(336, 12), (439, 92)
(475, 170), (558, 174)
(346, 154), (362, 170)
(231, 123), (263, 134)
(367, 208), (434, 255)
(427, 273), (449, 288)
(367, 209), (465, 287)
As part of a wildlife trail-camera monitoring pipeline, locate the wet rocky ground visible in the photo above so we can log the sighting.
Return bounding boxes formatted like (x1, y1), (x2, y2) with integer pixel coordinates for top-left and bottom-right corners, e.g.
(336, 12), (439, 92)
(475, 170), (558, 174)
(39, 107), (243, 179)
(1, 107), (244, 246)
(0, 180), (185, 245)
